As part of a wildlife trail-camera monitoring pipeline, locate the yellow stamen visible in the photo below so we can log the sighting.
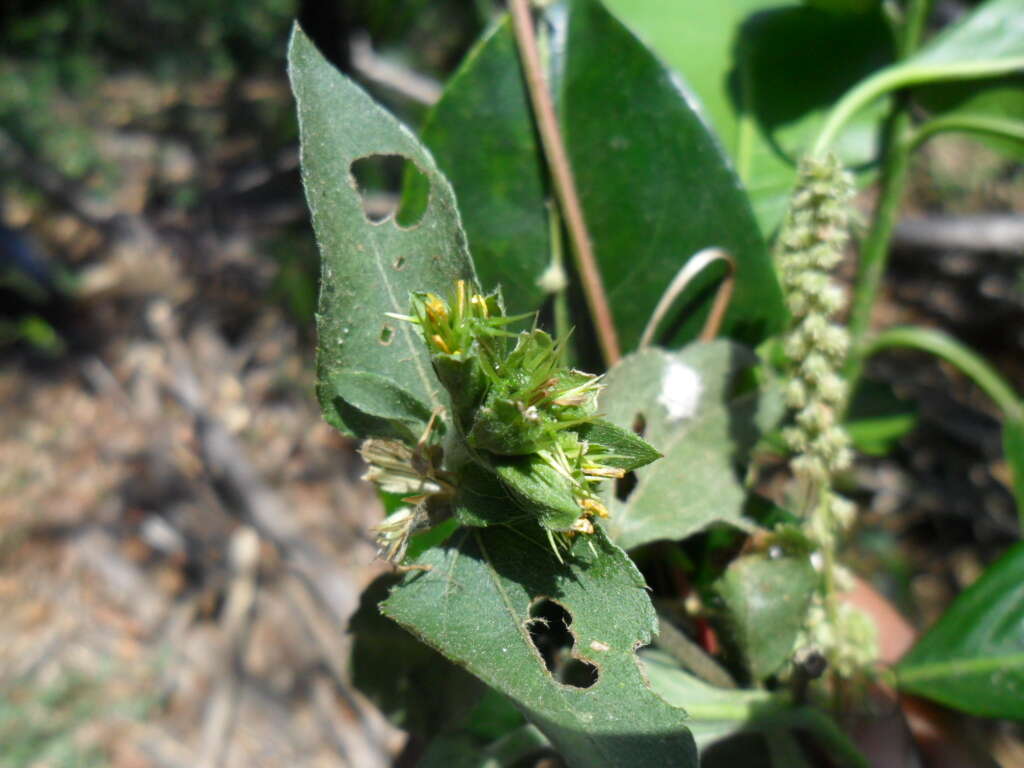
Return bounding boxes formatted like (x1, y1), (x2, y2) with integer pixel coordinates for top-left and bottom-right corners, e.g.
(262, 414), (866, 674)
(431, 334), (451, 354)
(425, 295), (447, 323)
(580, 497), (609, 518)
(458, 280), (469, 320)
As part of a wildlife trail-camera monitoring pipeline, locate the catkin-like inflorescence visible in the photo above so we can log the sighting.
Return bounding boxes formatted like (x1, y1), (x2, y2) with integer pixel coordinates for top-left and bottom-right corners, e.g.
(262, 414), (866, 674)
(778, 155), (854, 483)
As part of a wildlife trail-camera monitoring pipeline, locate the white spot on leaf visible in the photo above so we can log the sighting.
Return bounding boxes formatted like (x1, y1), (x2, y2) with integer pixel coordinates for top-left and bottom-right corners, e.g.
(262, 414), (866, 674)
(658, 361), (702, 422)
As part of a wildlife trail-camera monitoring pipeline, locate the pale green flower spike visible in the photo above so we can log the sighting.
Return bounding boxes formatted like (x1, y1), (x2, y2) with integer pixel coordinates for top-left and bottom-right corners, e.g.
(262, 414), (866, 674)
(778, 155), (877, 680)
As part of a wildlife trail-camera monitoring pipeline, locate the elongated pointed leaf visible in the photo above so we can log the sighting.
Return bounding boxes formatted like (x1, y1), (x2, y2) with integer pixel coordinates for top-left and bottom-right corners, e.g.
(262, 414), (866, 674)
(599, 341), (784, 549)
(289, 25), (476, 437)
(382, 524), (698, 767)
(896, 541), (1024, 718)
(559, 0), (784, 349)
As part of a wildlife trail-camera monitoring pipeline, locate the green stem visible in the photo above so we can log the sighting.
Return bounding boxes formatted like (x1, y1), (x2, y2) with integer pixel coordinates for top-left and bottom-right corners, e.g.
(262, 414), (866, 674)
(864, 326), (1023, 421)
(843, 109), (912, 386)
(906, 114), (1024, 152)
(812, 58), (1022, 158)
(842, 0), (932, 388)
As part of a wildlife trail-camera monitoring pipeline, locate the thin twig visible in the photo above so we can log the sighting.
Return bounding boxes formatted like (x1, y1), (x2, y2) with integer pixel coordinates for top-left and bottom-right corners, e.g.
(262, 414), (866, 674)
(638, 247), (735, 348)
(508, 0), (621, 366)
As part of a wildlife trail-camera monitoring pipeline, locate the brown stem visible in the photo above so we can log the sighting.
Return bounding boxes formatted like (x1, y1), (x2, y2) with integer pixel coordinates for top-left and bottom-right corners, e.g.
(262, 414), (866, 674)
(508, 0), (621, 366)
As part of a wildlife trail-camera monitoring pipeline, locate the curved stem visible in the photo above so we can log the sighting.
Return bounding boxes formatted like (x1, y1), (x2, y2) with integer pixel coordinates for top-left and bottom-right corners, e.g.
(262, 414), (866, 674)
(509, 0), (621, 366)
(906, 114), (1024, 152)
(638, 248), (735, 348)
(842, 0), (932, 389)
(864, 325), (1023, 421)
(813, 58), (1024, 158)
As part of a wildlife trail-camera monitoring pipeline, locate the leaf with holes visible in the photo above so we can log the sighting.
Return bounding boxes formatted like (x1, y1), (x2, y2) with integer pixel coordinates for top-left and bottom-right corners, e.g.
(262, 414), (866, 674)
(712, 553), (818, 681)
(288, 25), (476, 438)
(382, 523), (698, 767)
(896, 541), (1024, 718)
(599, 341), (785, 550)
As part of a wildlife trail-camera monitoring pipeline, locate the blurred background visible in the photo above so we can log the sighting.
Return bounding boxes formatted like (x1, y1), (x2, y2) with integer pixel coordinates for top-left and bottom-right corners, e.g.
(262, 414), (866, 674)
(0, 0), (1022, 766)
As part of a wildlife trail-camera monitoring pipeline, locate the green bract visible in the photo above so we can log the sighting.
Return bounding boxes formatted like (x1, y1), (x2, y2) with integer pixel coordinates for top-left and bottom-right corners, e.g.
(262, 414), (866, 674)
(365, 280), (661, 561)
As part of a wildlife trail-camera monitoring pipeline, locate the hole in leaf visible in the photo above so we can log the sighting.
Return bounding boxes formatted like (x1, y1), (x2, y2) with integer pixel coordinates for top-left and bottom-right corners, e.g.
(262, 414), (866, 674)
(350, 153), (429, 227)
(615, 471), (637, 502)
(379, 324), (394, 345)
(527, 599), (598, 688)
(393, 254), (406, 271)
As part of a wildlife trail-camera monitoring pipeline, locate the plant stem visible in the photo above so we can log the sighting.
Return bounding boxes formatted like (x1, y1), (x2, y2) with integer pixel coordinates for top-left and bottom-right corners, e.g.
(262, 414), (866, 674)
(864, 326), (1023, 420)
(843, 0), (932, 389)
(509, 0), (621, 367)
(906, 114), (1024, 152)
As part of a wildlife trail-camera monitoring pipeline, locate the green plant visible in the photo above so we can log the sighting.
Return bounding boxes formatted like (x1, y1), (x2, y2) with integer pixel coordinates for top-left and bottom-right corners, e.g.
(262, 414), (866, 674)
(290, 0), (1024, 764)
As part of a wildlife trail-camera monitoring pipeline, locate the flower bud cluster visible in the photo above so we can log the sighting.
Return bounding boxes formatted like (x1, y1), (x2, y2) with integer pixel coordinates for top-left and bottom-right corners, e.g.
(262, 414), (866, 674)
(778, 155), (855, 485)
(795, 600), (878, 679)
(365, 281), (661, 562)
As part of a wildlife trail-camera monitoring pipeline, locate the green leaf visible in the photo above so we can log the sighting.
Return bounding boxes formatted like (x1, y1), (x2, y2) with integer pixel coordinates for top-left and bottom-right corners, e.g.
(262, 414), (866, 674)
(559, 0), (785, 349)
(599, 341), (785, 549)
(452, 463), (517, 528)
(733, 7), (894, 226)
(640, 649), (782, 751)
(908, 0), (1024, 71)
(815, 0), (1024, 156)
(896, 541), (1024, 719)
(288, 25), (476, 437)
(409, 18), (550, 318)
(350, 575), (482, 738)
(844, 378), (918, 457)
(600, 0), (893, 232)
(495, 454), (584, 531)
(913, 75), (1024, 158)
(641, 650), (867, 766)
(575, 420), (662, 472)
(382, 524), (698, 767)
(331, 370), (434, 437)
(1004, 418), (1024, 523)
(712, 553), (817, 681)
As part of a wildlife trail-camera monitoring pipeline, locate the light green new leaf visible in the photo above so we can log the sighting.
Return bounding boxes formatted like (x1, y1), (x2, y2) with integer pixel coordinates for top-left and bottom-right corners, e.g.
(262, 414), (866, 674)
(815, 0), (1024, 156)
(642, 650), (867, 766)
(640, 649), (782, 751)
(896, 541), (1024, 719)
(288, 25), (476, 437)
(601, 0), (893, 232)
(599, 341), (785, 549)
(382, 524), (698, 767)
(712, 553), (817, 681)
